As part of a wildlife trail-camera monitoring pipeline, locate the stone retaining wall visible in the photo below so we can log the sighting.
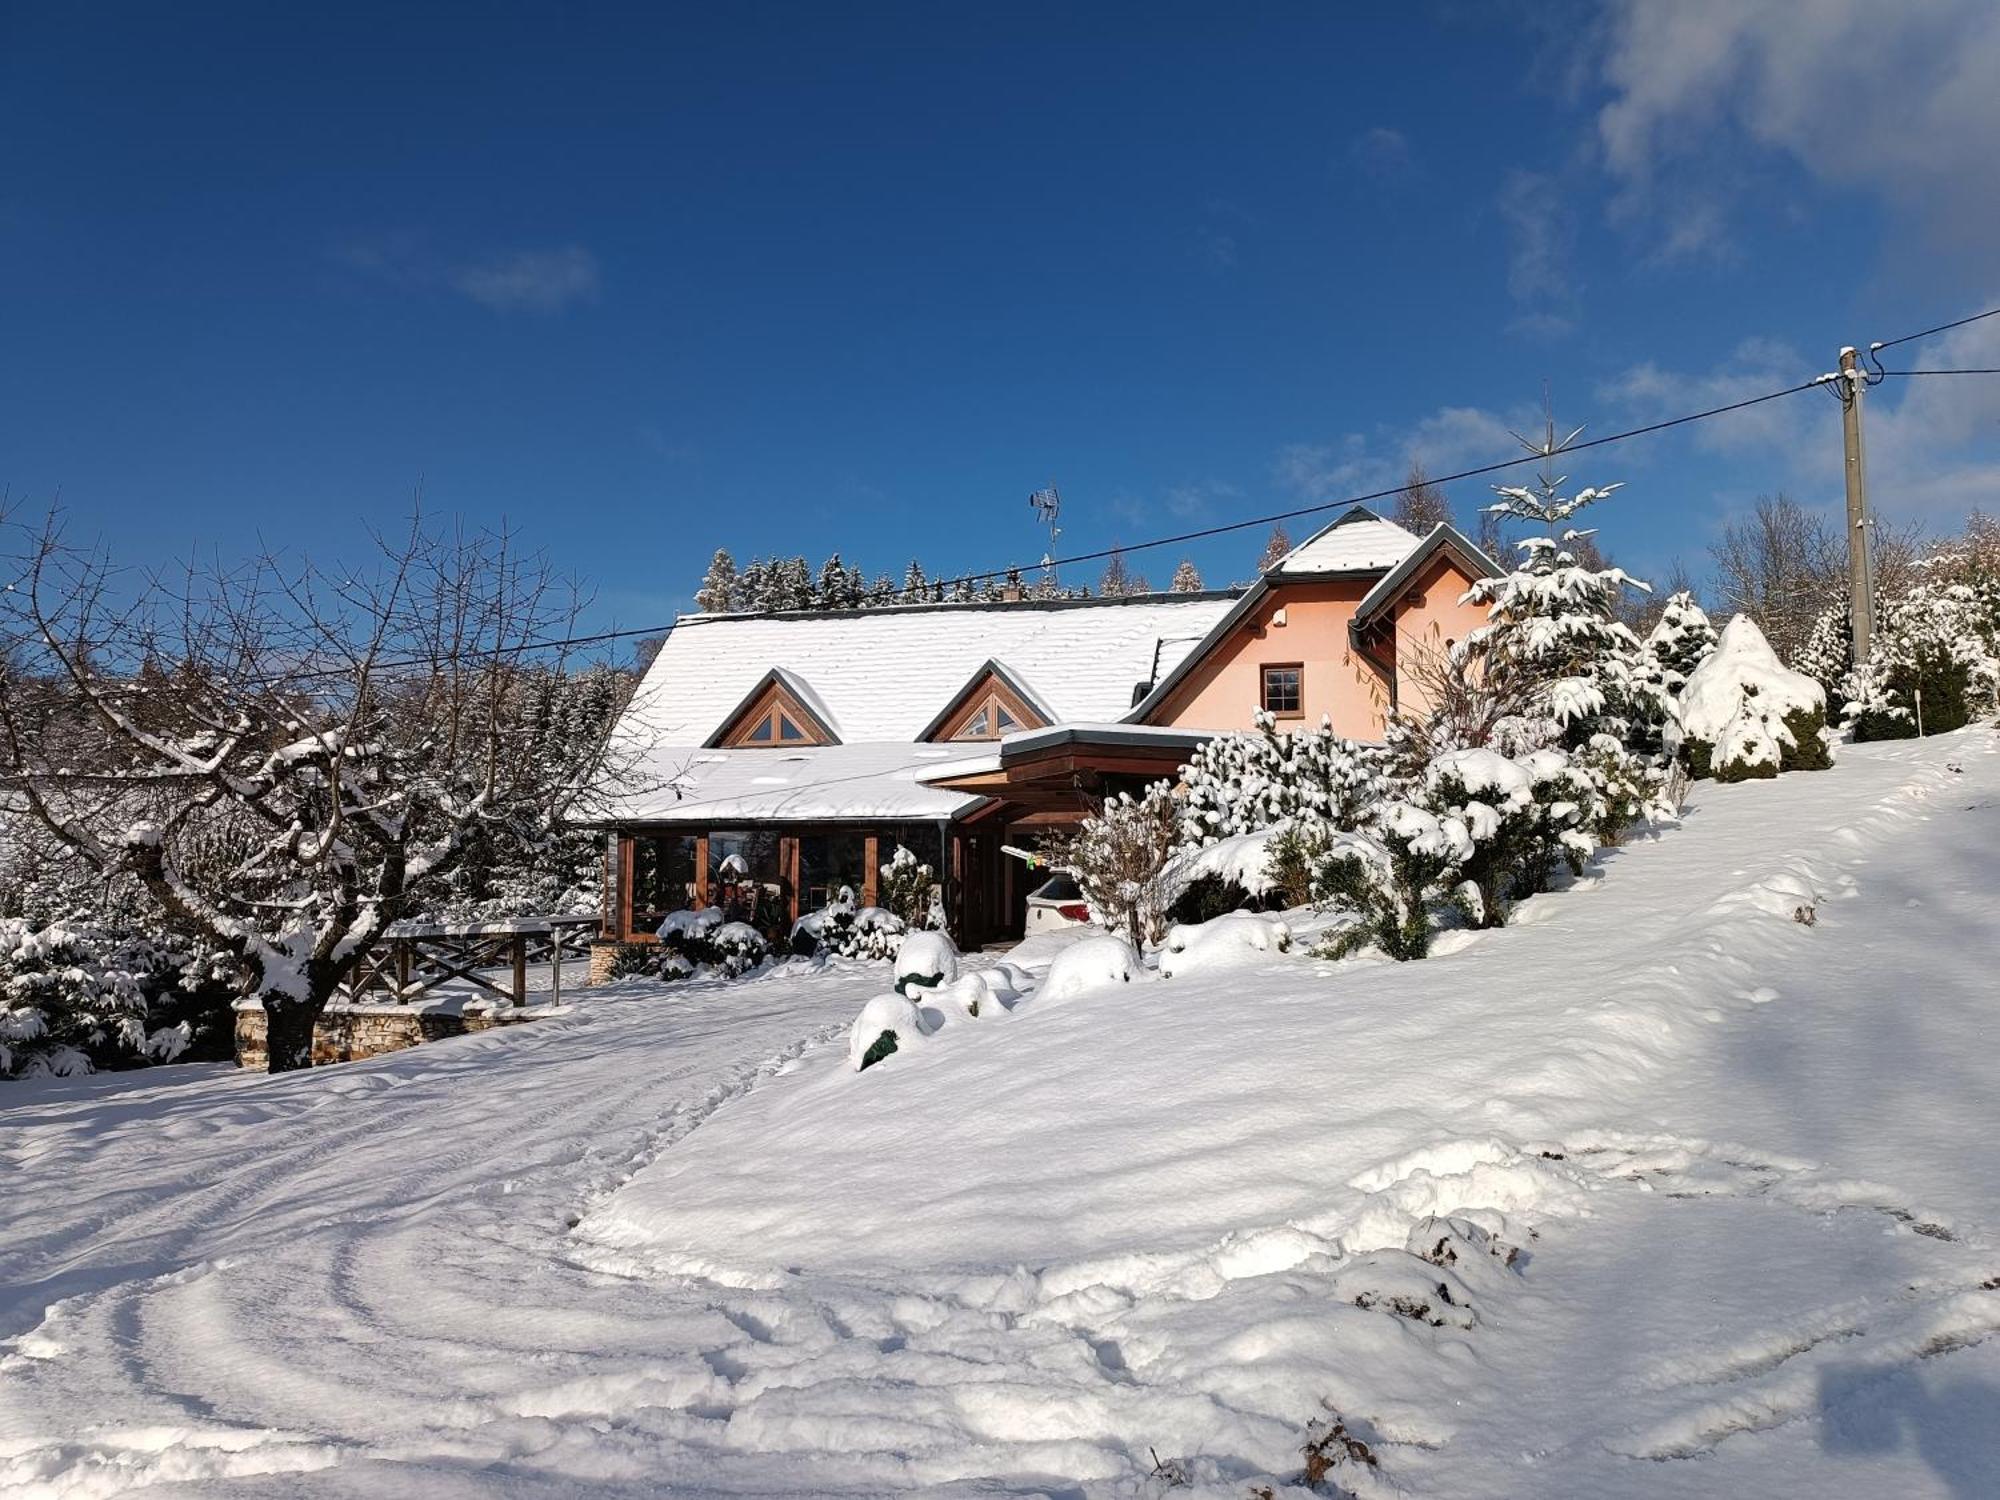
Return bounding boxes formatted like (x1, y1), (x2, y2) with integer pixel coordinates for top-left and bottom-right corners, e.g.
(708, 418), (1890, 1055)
(234, 1005), (543, 1070)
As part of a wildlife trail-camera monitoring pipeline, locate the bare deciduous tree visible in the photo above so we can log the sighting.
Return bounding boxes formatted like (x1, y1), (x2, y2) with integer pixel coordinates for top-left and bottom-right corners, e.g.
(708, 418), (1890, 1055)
(0, 511), (643, 1072)
(1393, 462), (1453, 535)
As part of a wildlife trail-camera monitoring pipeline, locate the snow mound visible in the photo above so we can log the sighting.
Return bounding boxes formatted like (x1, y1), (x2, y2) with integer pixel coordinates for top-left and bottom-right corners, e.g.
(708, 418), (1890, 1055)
(1159, 911), (1294, 979)
(892, 930), (960, 996)
(1670, 616), (1827, 779)
(846, 992), (930, 1071)
(1038, 935), (1147, 1000)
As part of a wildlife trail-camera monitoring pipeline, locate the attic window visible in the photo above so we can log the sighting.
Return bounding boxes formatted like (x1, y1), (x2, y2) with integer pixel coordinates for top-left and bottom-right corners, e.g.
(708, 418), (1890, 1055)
(717, 678), (834, 749)
(930, 665), (1049, 743)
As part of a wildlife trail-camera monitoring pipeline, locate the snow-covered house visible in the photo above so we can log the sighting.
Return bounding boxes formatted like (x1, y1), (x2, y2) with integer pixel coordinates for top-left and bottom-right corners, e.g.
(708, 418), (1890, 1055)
(599, 507), (1496, 947)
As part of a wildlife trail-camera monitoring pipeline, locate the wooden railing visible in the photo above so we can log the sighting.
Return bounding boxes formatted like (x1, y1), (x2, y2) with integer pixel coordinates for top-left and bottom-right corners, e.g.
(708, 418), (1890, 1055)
(340, 915), (599, 1009)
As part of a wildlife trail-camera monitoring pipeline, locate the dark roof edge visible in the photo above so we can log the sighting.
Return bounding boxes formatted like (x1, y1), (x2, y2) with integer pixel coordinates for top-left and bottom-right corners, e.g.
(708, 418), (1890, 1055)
(1350, 523), (1502, 629)
(1121, 578), (1274, 725)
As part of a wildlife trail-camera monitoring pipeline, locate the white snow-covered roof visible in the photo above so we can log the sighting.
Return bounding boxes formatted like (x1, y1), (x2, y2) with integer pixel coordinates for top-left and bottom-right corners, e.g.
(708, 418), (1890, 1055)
(1270, 506), (1422, 575)
(618, 593), (1241, 751)
(610, 742), (986, 824)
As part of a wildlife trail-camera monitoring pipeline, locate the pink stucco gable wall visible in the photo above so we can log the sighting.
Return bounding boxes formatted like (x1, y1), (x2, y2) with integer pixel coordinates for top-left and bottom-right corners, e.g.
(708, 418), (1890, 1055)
(1146, 579), (1391, 739)
(1144, 557), (1491, 740)
(1387, 556), (1493, 719)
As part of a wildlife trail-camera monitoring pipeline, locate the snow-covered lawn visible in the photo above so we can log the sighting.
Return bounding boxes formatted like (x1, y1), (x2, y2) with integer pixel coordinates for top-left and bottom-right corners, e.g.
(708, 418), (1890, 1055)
(5, 730), (2000, 1498)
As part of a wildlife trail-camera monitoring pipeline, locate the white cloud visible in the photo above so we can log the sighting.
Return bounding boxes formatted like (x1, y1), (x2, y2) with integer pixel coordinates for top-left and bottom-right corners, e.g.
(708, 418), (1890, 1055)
(1275, 402), (1544, 505)
(1349, 126), (1413, 178)
(1597, 306), (2000, 524)
(1495, 168), (1577, 336)
(1593, 0), (2000, 255)
(451, 246), (601, 314)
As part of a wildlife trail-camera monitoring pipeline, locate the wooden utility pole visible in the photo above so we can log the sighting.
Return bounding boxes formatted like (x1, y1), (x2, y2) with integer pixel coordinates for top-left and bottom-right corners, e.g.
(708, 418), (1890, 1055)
(1837, 346), (1876, 659)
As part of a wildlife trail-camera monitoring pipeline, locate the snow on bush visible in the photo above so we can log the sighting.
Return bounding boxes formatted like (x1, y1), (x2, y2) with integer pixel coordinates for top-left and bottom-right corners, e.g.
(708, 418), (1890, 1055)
(893, 929), (960, 998)
(1158, 911), (1294, 978)
(877, 844), (944, 931)
(644, 906), (772, 980)
(1175, 711), (1392, 845)
(1840, 578), (2000, 741)
(0, 919), (154, 1079)
(792, 888), (907, 961)
(1071, 783), (1181, 946)
(1039, 935), (1148, 1000)
(1669, 616), (1830, 781)
(847, 992), (931, 1072)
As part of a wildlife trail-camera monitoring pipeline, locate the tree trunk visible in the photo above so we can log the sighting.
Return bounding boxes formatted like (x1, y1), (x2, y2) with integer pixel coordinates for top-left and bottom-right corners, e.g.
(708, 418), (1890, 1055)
(263, 998), (319, 1073)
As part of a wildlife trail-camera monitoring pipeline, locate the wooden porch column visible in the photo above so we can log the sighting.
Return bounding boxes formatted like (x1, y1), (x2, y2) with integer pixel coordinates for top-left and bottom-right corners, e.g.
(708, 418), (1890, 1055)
(862, 834), (879, 907)
(694, 834), (710, 910)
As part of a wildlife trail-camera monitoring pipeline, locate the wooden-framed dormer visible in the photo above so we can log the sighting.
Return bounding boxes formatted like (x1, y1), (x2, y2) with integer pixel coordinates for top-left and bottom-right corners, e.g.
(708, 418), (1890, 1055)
(704, 668), (841, 749)
(918, 659), (1053, 743)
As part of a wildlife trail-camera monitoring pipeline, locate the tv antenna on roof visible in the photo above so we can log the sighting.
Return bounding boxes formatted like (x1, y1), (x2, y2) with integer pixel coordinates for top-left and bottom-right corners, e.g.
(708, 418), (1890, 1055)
(1028, 484), (1063, 593)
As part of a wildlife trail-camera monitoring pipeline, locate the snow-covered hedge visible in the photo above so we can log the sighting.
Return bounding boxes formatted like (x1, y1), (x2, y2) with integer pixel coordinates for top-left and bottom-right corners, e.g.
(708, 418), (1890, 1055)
(1668, 616), (1830, 781)
(617, 906), (773, 982)
(847, 992), (929, 1072)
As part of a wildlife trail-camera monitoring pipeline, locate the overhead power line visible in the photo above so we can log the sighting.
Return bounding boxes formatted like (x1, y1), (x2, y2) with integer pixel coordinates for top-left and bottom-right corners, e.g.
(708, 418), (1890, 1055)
(254, 303), (2000, 679)
(1871, 306), (2000, 351)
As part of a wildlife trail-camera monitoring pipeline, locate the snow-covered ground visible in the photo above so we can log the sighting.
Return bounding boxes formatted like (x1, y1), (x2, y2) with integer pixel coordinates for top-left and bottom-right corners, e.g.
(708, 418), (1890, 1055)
(4, 729), (1999, 1498)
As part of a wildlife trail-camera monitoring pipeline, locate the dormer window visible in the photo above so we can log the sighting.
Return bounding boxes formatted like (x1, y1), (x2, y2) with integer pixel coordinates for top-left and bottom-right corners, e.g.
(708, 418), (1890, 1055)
(708, 669), (839, 749)
(920, 660), (1050, 743)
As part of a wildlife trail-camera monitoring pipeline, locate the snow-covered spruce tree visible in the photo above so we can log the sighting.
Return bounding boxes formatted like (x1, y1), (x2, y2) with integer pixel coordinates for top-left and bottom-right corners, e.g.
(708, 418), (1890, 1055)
(0, 513), (645, 1073)
(694, 548), (739, 613)
(1669, 616), (1830, 781)
(1174, 710), (1393, 849)
(1841, 578), (2000, 741)
(1072, 782), (1180, 947)
(1464, 469), (1665, 755)
(1791, 601), (1851, 701)
(1645, 591), (1718, 692)
(1169, 558), (1204, 593)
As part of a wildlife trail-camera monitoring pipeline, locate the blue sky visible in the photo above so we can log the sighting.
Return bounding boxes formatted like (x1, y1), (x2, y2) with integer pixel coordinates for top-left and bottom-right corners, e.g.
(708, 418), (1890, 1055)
(5, 2), (1999, 640)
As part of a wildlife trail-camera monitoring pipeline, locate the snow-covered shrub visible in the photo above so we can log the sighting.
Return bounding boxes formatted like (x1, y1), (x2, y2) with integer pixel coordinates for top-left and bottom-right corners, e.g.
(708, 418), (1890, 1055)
(1840, 579), (2000, 741)
(1422, 750), (1542, 930)
(1072, 782), (1181, 946)
(792, 887), (907, 960)
(1669, 616), (1830, 781)
(1175, 711), (1391, 846)
(1167, 872), (1258, 925)
(847, 992), (930, 1072)
(893, 929), (961, 998)
(1158, 911), (1293, 978)
(708, 921), (770, 978)
(877, 845), (941, 930)
(651, 906), (768, 978)
(1039, 935), (1148, 1000)
(1315, 809), (1470, 961)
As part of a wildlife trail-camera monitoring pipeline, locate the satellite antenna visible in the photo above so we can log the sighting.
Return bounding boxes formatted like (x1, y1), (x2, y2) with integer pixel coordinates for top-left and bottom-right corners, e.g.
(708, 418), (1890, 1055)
(1028, 484), (1063, 591)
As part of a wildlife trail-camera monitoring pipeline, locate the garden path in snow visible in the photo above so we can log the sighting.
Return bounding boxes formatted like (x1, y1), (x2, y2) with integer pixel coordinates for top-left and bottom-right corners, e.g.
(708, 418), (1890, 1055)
(4, 730), (2000, 1497)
